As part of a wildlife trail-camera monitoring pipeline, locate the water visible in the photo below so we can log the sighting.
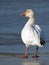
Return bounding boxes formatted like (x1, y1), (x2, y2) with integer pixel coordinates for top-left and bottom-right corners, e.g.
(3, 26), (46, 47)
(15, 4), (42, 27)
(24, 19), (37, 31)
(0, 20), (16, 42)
(0, 0), (49, 53)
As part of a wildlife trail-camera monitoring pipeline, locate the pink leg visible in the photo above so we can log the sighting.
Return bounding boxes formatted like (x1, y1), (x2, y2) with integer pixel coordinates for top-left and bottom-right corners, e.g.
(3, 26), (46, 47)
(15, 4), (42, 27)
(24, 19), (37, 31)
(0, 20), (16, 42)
(21, 47), (28, 58)
(32, 46), (39, 58)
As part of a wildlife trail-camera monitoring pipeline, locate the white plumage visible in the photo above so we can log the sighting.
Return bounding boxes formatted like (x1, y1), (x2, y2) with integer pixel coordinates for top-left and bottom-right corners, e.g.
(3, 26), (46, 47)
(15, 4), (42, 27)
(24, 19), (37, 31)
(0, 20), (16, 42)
(21, 9), (43, 48)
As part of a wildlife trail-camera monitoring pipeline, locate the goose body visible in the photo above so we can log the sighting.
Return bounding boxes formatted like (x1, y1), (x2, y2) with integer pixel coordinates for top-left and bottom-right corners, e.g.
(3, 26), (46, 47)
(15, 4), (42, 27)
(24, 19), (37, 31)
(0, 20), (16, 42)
(21, 22), (42, 47)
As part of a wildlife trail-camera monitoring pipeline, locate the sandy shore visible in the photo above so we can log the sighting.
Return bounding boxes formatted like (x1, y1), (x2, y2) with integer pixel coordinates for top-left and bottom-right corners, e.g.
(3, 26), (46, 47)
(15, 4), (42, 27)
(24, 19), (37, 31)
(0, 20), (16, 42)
(0, 53), (49, 65)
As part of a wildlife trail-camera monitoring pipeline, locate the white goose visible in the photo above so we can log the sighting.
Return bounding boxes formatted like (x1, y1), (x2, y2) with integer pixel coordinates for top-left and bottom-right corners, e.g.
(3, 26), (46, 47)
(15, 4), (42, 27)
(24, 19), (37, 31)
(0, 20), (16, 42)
(21, 9), (45, 58)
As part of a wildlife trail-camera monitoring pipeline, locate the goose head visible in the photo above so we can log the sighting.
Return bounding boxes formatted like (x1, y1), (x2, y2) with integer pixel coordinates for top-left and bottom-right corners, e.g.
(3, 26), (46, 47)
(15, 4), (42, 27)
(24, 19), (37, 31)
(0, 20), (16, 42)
(20, 9), (35, 18)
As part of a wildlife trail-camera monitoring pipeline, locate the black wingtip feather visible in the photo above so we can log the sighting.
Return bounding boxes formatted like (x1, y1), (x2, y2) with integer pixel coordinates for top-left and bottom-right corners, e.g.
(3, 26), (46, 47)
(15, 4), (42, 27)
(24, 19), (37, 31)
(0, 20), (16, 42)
(40, 38), (45, 46)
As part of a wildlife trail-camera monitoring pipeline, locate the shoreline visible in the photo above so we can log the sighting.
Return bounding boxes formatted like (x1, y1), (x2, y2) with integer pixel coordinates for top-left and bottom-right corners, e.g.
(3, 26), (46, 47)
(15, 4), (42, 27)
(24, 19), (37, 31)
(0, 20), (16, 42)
(0, 52), (49, 57)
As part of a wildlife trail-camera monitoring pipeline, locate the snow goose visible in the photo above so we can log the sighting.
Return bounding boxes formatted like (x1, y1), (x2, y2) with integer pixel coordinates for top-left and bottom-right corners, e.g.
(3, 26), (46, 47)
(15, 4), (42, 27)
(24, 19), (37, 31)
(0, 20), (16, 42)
(21, 9), (45, 58)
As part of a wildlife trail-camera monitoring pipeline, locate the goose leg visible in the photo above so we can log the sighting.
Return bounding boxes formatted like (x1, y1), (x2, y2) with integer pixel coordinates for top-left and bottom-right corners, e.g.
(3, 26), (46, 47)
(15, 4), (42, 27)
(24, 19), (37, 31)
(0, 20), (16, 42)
(21, 47), (28, 58)
(32, 46), (39, 58)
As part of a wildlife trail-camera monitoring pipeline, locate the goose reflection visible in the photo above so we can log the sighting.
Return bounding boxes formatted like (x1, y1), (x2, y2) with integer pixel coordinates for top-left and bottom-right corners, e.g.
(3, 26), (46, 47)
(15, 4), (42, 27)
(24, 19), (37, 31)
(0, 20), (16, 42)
(22, 60), (46, 65)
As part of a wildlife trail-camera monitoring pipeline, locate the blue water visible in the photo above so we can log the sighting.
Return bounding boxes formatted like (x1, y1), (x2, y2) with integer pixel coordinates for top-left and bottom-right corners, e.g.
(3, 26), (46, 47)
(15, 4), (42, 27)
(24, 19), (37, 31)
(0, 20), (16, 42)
(0, 0), (49, 53)
(0, 43), (49, 53)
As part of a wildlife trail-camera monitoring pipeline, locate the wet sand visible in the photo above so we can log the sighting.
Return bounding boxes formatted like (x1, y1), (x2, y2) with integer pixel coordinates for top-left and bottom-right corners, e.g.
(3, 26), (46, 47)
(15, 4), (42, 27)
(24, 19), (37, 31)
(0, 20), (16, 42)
(0, 53), (49, 65)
